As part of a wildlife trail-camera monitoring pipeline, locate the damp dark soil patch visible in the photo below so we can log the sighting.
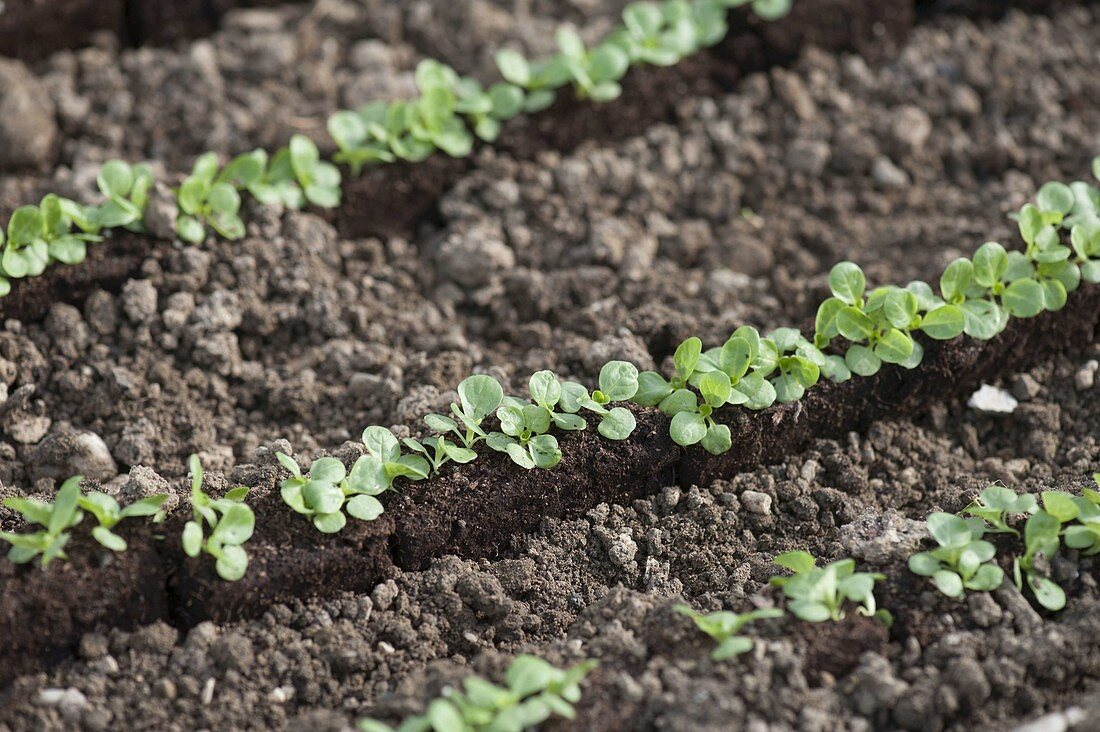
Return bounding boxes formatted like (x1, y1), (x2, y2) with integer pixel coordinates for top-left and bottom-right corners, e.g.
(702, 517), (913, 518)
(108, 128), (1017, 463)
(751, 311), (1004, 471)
(0, 282), (1095, 689)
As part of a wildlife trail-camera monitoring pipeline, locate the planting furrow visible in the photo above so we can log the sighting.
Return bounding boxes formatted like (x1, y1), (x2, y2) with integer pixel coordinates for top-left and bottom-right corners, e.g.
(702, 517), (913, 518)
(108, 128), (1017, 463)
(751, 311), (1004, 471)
(2, 281), (1096, 688)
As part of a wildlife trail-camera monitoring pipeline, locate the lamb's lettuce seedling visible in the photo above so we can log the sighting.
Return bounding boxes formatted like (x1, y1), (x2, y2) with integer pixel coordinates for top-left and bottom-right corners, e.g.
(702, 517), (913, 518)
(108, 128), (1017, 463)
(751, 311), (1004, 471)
(1, 196), (102, 283)
(432, 374), (506, 450)
(494, 50), (571, 113)
(352, 426), (432, 490)
(487, 396), (563, 469)
(674, 603), (783, 661)
(0, 476), (84, 567)
(454, 76), (526, 143)
(610, 2), (699, 67)
(94, 160), (155, 231)
(559, 360), (640, 440)
(406, 60), (476, 158)
(176, 153), (245, 242)
(181, 455), (255, 581)
(359, 655), (597, 732)
(278, 454), (357, 533)
(769, 551), (889, 624)
(908, 512), (1004, 597)
(286, 135), (343, 208)
(217, 149), (304, 209)
(555, 28), (631, 102)
(961, 485), (1037, 535)
(1013, 499), (1067, 611)
(78, 491), (169, 552)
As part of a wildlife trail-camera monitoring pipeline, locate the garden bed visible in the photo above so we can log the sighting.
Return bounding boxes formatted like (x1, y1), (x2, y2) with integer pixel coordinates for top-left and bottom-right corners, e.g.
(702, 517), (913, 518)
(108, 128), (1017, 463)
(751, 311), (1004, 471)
(2, 1), (1100, 730)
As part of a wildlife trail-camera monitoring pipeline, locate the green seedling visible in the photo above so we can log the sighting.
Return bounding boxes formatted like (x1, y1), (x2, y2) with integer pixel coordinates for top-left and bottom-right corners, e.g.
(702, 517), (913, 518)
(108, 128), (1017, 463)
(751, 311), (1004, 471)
(282, 135), (342, 208)
(487, 395), (563, 470)
(1, 195), (102, 286)
(217, 148), (303, 209)
(406, 60), (475, 158)
(327, 105), (399, 176)
(94, 160), (155, 231)
(278, 453), (369, 533)
(559, 360), (640, 440)
(454, 76), (526, 143)
(555, 28), (631, 102)
(674, 603), (783, 661)
(353, 426), (432, 491)
(770, 550), (889, 623)
(722, 0), (795, 21)
(961, 485), (1037, 534)
(78, 491), (169, 552)
(908, 512), (1004, 597)
(762, 327), (826, 403)
(0, 476), (84, 566)
(425, 374), (505, 451)
(609, 2), (701, 67)
(359, 655), (596, 732)
(1062, 475), (1100, 555)
(1013, 495), (1069, 611)
(181, 455), (255, 581)
(494, 50), (571, 114)
(176, 153), (245, 242)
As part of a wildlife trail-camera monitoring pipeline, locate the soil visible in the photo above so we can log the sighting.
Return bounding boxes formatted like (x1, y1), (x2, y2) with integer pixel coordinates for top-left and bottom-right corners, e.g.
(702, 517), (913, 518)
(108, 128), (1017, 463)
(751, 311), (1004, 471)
(2, 1), (1100, 731)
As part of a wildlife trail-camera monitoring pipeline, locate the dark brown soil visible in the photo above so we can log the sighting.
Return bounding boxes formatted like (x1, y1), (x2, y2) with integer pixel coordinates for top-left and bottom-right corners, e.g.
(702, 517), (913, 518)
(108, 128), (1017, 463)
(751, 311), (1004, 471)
(0, 0), (310, 62)
(1, 2), (1099, 730)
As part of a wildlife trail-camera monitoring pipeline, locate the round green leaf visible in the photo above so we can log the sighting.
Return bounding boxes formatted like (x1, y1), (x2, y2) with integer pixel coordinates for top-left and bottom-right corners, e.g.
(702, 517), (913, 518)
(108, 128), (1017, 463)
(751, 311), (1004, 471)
(669, 411), (706, 446)
(346, 494), (384, 521)
(598, 407), (636, 440)
(920, 304), (966, 340)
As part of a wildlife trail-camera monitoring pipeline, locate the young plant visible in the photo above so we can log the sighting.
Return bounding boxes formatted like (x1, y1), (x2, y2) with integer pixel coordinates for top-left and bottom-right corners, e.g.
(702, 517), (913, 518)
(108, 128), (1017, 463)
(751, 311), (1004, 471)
(0, 476), (83, 567)
(961, 485), (1037, 534)
(282, 135), (342, 208)
(559, 360), (640, 440)
(769, 551), (888, 623)
(453, 76), (526, 143)
(176, 153), (245, 242)
(278, 454), (365, 533)
(181, 455), (255, 581)
(609, 2), (701, 67)
(486, 395), (563, 470)
(327, 104), (399, 176)
(359, 655), (597, 732)
(1, 195), (102, 285)
(674, 603), (783, 661)
(427, 374), (506, 451)
(406, 60), (476, 158)
(353, 426), (432, 491)
(555, 28), (631, 102)
(494, 50), (572, 114)
(93, 160), (155, 231)
(1013, 494), (1070, 611)
(908, 512), (1004, 597)
(78, 491), (169, 551)
(1062, 475), (1100, 555)
(217, 149), (303, 209)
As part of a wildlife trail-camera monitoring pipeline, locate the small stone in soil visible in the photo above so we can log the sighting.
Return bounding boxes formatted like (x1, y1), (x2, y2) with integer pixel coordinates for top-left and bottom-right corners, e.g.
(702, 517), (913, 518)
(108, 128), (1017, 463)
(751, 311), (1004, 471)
(967, 384), (1018, 414)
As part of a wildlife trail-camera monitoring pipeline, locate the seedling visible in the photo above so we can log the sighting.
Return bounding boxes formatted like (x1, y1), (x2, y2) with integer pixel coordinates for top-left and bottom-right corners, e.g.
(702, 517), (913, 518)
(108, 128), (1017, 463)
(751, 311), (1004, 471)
(961, 485), (1037, 534)
(494, 50), (571, 113)
(78, 491), (169, 551)
(453, 76), (526, 143)
(359, 655), (596, 732)
(430, 374), (506, 450)
(278, 454), (361, 533)
(609, 2), (700, 67)
(486, 395), (563, 469)
(770, 551), (888, 623)
(284, 135), (342, 208)
(217, 149), (303, 209)
(1013, 494), (1070, 611)
(674, 603), (783, 660)
(176, 153), (245, 242)
(908, 512), (1004, 597)
(555, 28), (631, 102)
(94, 160), (155, 231)
(1063, 475), (1100, 555)
(0, 476), (83, 566)
(1, 195), (102, 284)
(181, 455), (255, 581)
(352, 426), (431, 491)
(559, 360), (640, 440)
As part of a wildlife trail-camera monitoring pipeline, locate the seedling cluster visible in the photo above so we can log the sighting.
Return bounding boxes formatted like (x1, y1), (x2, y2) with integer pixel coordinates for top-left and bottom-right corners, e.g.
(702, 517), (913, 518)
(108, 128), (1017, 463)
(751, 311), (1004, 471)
(1, 476), (167, 566)
(181, 455), (255, 581)
(909, 477), (1100, 611)
(0, 0), (794, 296)
(625, 164), (1100, 453)
(359, 655), (596, 732)
(769, 550), (890, 624)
